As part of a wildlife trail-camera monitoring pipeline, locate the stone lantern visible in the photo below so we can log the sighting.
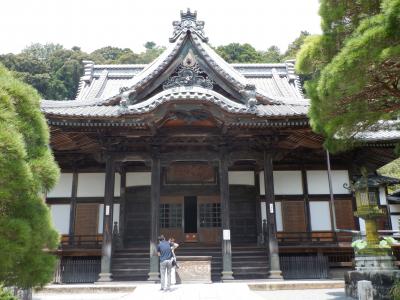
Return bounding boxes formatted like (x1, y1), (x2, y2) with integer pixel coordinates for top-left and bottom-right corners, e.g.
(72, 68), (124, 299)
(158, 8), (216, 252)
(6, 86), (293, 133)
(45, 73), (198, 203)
(345, 171), (400, 299)
(353, 173), (386, 256)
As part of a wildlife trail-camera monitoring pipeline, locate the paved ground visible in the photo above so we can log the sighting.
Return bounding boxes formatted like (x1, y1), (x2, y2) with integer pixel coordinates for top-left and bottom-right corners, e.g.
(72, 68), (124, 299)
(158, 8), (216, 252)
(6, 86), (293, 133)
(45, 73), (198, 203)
(34, 283), (351, 300)
(256, 289), (350, 300)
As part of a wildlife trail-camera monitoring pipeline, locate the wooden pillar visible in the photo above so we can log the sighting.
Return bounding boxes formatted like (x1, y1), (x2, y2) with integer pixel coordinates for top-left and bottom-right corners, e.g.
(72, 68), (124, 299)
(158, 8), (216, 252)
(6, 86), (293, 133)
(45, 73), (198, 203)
(220, 147), (234, 281)
(148, 152), (161, 281)
(119, 165), (126, 248)
(68, 170), (78, 245)
(301, 168), (312, 233)
(98, 155), (116, 282)
(263, 151), (283, 279)
(254, 167), (263, 244)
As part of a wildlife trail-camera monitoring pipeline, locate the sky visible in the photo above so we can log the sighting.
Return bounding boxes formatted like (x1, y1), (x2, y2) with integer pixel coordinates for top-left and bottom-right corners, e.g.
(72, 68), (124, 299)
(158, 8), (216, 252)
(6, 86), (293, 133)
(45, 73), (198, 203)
(0, 0), (321, 55)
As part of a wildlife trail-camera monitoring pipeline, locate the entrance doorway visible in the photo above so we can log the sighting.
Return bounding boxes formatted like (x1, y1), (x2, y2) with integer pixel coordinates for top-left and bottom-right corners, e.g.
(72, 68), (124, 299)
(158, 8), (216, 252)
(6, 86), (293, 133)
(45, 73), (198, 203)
(159, 195), (221, 244)
(184, 196), (197, 233)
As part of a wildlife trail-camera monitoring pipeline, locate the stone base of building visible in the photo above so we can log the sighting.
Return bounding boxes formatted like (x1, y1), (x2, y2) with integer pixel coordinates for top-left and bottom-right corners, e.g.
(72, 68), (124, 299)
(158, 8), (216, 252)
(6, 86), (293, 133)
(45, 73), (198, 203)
(345, 256), (400, 299)
(268, 270), (283, 280)
(96, 273), (112, 282)
(147, 272), (160, 282)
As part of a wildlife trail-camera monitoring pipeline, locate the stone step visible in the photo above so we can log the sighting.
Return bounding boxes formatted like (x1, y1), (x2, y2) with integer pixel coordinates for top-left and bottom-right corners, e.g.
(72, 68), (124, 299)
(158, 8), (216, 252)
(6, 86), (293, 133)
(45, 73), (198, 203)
(112, 253), (149, 258)
(111, 268), (149, 273)
(232, 255), (267, 260)
(112, 263), (149, 269)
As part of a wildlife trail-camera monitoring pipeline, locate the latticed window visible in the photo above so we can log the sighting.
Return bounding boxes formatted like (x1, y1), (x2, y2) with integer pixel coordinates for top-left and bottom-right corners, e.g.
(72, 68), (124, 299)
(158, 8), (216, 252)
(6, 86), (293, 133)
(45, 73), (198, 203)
(160, 204), (182, 228)
(199, 203), (221, 227)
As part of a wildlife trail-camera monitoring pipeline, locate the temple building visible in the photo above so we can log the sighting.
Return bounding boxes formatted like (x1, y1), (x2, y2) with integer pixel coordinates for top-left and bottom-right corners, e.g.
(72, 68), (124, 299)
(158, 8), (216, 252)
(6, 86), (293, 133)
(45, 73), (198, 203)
(42, 10), (400, 283)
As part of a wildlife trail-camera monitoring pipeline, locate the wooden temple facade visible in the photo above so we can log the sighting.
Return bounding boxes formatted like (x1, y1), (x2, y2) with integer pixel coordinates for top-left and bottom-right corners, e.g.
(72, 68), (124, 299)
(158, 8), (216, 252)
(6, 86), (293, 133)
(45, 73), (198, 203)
(42, 10), (400, 282)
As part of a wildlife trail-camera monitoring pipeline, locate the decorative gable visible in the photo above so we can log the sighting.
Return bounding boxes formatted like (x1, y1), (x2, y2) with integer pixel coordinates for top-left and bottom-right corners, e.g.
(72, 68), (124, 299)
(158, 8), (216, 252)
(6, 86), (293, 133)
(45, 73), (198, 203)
(41, 9), (310, 122)
(162, 50), (213, 90)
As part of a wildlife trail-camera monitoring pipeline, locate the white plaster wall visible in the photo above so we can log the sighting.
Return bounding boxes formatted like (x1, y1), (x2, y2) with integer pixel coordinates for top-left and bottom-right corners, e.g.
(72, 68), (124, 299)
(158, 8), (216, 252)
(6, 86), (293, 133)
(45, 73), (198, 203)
(379, 186), (387, 205)
(76, 172), (120, 197)
(390, 216), (400, 231)
(309, 201), (332, 231)
(98, 203), (120, 234)
(261, 202), (267, 222)
(273, 171), (303, 195)
(77, 173), (105, 197)
(47, 173), (73, 198)
(228, 171), (254, 185)
(259, 170), (303, 195)
(126, 172), (151, 187)
(390, 204), (400, 213)
(359, 218), (366, 234)
(50, 204), (70, 234)
(275, 202), (283, 231)
(114, 173), (121, 197)
(307, 170), (350, 195)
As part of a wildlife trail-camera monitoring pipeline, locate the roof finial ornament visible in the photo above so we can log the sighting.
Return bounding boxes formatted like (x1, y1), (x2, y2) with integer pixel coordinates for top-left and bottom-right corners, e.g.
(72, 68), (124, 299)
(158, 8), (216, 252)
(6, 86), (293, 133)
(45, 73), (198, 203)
(170, 9), (208, 43)
(240, 84), (258, 109)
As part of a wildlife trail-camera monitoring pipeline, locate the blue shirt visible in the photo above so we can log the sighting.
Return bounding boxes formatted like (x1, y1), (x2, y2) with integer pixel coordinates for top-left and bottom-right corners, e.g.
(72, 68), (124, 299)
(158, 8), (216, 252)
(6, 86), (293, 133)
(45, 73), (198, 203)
(157, 241), (173, 262)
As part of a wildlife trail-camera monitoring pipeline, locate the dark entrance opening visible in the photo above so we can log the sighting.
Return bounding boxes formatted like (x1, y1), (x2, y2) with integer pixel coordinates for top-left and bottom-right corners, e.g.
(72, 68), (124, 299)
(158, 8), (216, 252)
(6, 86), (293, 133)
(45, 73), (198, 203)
(184, 196), (197, 233)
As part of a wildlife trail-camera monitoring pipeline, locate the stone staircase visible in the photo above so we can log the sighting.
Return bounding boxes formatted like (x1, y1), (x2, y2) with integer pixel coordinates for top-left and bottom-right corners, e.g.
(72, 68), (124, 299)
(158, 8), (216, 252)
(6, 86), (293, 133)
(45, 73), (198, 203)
(232, 245), (269, 279)
(111, 247), (149, 281)
(111, 244), (269, 281)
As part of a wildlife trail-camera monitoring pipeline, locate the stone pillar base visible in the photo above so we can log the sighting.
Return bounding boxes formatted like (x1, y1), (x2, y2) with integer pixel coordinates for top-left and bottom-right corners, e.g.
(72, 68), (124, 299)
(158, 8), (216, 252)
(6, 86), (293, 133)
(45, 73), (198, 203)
(96, 273), (112, 282)
(345, 269), (400, 299)
(355, 255), (396, 271)
(221, 271), (234, 281)
(268, 270), (283, 279)
(148, 272), (160, 282)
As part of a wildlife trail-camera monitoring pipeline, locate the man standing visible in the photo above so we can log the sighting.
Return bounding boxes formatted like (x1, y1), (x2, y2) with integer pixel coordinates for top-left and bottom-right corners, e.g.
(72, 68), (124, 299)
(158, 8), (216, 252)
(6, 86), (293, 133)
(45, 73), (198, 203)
(157, 235), (178, 291)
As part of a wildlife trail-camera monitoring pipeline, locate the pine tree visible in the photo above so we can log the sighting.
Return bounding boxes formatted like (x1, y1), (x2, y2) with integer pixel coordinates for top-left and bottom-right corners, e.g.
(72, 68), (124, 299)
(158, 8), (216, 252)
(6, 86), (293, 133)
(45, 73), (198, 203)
(296, 0), (400, 152)
(0, 64), (60, 288)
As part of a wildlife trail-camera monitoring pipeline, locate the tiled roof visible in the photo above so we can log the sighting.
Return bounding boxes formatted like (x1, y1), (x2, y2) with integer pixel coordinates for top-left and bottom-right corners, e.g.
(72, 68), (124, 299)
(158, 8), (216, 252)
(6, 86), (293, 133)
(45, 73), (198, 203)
(355, 130), (400, 141)
(354, 121), (400, 142)
(367, 175), (400, 187)
(39, 10), (400, 142)
(72, 61), (305, 104)
(43, 87), (309, 118)
(42, 10), (308, 120)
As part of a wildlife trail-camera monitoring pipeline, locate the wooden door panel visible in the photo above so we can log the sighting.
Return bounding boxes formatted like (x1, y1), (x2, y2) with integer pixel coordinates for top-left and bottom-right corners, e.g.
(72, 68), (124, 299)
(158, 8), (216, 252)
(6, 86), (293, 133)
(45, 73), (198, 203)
(281, 200), (307, 232)
(74, 203), (99, 237)
(335, 199), (356, 230)
(198, 196), (221, 243)
(160, 196), (184, 242)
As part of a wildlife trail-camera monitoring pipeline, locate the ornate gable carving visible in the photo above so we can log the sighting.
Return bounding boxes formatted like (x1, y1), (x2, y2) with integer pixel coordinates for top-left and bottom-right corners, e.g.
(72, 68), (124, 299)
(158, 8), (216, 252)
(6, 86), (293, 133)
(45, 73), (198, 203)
(163, 50), (213, 90)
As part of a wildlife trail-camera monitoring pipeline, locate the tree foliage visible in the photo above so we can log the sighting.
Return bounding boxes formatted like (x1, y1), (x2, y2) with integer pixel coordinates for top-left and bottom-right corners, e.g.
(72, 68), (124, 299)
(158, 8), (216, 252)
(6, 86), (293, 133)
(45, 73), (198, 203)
(216, 43), (264, 63)
(215, 43), (284, 63)
(0, 64), (60, 288)
(0, 42), (166, 100)
(215, 32), (309, 64)
(283, 31), (310, 60)
(0, 34), (309, 101)
(296, 0), (400, 152)
(379, 158), (400, 192)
